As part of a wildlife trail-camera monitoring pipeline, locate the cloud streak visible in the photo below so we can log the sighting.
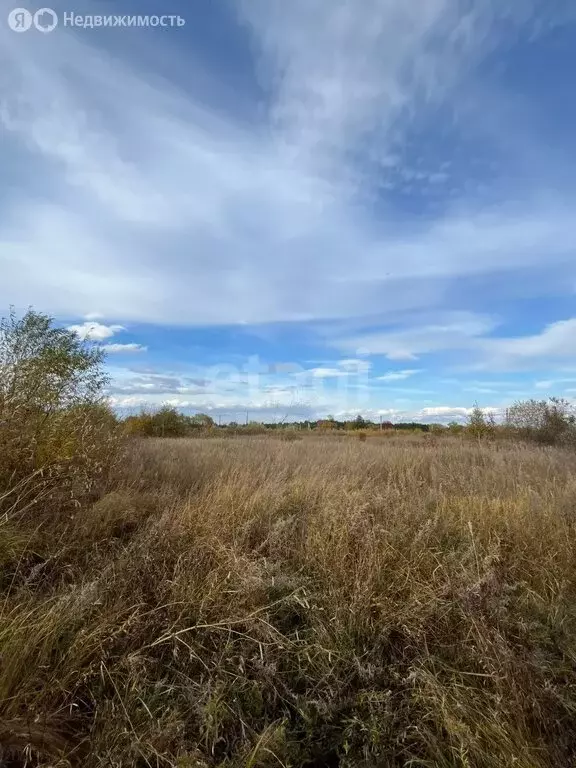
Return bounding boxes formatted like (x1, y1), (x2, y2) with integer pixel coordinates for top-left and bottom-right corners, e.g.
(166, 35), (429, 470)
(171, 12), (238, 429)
(378, 369), (422, 381)
(102, 343), (147, 354)
(1, 0), (574, 330)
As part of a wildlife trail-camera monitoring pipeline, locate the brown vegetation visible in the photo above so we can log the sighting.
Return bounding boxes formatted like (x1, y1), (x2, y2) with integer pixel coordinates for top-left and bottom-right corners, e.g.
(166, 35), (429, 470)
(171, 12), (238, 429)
(2, 310), (576, 766)
(2, 434), (576, 766)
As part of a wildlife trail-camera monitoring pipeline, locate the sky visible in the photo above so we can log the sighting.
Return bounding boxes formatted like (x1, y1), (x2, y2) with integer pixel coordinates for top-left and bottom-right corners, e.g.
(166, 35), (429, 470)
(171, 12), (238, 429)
(1, 0), (576, 423)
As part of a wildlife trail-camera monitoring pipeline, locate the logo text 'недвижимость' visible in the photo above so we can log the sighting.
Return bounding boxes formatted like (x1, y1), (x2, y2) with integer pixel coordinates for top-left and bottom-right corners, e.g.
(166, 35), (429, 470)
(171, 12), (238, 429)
(7, 8), (186, 32)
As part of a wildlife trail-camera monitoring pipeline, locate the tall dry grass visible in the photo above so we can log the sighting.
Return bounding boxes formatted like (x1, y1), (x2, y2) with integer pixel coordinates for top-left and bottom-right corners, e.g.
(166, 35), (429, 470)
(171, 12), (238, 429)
(1, 435), (576, 766)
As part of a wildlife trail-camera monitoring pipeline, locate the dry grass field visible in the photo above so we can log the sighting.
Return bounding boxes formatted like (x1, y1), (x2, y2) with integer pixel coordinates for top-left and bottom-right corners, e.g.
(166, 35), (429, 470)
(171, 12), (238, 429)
(2, 433), (576, 767)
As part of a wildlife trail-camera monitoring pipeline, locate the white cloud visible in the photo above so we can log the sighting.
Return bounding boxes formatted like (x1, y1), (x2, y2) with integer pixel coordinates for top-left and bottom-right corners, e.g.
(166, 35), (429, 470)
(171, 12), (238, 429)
(534, 376), (576, 391)
(335, 315), (576, 371)
(69, 321), (146, 353)
(420, 406), (470, 418)
(307, 367), (348, 378)
(239, 0), (541, 183)
(378, 369), (422, 381)
(68, 321), (125, 341)
(335, 312), (496, 359)
(292, 360), (372, 378)
(478, 318), (576, 370)
(1, 1), (574, 328)
(102, 343), (147, 354)
(420, 405), (499, 421)
(108, 372), (213, 397)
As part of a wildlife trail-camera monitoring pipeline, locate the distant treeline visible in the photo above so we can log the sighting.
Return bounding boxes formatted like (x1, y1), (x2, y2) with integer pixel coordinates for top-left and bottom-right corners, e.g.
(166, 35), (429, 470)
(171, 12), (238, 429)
(122, 401), (576, 447)
(122, 410), (432, 436)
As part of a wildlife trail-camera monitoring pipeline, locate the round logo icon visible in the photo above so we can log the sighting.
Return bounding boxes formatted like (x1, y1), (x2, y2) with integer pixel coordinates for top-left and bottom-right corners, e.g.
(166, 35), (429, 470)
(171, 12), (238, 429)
(7, 7), (33, 32)
(33, 7), (58, 32)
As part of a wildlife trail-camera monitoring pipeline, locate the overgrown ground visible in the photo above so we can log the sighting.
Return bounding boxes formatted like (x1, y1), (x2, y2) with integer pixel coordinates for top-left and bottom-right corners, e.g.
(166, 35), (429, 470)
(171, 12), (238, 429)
(2, 434), (576, 767)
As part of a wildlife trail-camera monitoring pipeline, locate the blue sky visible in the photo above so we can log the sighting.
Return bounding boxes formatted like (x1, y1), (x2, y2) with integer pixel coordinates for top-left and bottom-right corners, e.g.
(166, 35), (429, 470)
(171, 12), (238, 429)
(1, 0), (576, 422)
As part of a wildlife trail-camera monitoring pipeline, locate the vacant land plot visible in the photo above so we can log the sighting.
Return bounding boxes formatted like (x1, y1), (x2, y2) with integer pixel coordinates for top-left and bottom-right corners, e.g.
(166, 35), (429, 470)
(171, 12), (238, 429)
(2, 435), (576, 767)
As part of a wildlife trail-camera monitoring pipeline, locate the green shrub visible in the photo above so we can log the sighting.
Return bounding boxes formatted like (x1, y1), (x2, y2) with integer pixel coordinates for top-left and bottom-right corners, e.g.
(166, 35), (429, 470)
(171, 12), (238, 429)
(0, 308), (118, 520)
(505, 397), (576, 446)
(123, 407), (191, 437)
